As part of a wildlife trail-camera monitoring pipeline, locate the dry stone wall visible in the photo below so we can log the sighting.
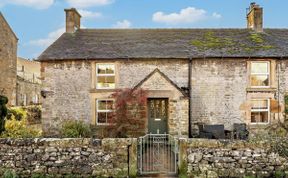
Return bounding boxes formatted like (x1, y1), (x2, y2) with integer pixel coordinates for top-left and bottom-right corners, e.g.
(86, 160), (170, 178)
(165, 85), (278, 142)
(184, 139), (288, 178)
(0, 138), (136, 177)
(0, 138), (288, 177)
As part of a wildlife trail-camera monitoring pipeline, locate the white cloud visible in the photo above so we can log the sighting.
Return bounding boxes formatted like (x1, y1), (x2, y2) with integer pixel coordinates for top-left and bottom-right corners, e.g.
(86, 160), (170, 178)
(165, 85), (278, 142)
(78, 9), (102, 19)
(65, 0), (113, 8)
(1, 0), (54, 9)
(113, 20), (132, 29)
(152, 7), (207, 25)
(212, 12), (222, 19)
(152, 7), (222, 25)
(29, 27), (65, 47)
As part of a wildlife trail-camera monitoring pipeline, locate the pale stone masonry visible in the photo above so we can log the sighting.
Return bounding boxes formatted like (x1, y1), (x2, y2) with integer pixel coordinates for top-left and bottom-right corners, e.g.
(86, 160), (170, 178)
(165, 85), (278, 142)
(191, 59), (247, 130)
(0, 138), (136, 177)
(0, 12), (18, 106)
(41, 61), (91, 135)
(0, 138), (287, 177)
(38, 4), (288, 137)
(16, 57), (41, 106)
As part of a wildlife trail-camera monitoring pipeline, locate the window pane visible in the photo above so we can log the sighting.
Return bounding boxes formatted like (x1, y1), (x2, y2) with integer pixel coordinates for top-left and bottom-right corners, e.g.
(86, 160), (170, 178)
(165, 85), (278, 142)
(98, 100), (107, 110)
(97, 76), (115, 89)
(251, 100), (268, 109)
(251, 75), (269, 86)
(97, 112), (107, 123)
(97, 64), (115, 74)
(97, 65), (106, 74)
(251, 111), (268, 123)
(105, 64), (115, 74)
(251, 62), (268, 73)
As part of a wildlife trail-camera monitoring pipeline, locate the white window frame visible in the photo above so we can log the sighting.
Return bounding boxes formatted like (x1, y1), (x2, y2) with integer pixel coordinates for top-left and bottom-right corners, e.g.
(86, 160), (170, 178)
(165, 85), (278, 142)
(96, 99), (114, 125)
(250, 61), (270, 88)
(33, 94), (39, 104)
(250, 99), (270, 125)
(96, 63), (115, 89)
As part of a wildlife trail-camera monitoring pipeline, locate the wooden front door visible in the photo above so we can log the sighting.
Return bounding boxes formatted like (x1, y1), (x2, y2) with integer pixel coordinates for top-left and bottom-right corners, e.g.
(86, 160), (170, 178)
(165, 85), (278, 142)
(148, 98), (168, 134)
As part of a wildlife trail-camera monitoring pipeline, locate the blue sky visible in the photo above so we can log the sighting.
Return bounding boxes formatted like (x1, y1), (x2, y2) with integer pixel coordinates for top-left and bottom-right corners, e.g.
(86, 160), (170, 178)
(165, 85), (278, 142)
(0, 0), (288, 59)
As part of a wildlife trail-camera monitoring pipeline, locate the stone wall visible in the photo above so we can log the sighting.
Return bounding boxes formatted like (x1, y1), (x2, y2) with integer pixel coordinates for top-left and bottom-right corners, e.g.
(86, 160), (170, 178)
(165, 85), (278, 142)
(1, 137), (288, 177)
(118, 59), (189, 89)
(41, 58), (287, 136)
(41, 61), (92, 136)
(16, 76), (41, 106)
(41, 59), (189, 136)
(182, 139), (288, 178)
(0, 138), (137, 177)
(191, 59), (247, 131)
(0, 13), (17, 106)
(278, 59), (288, 115)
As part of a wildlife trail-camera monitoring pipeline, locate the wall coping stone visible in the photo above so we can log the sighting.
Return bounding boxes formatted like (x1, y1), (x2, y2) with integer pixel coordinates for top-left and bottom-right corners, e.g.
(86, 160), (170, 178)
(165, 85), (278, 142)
(185, 138), (279, 149)
(0, 138), (135, 147)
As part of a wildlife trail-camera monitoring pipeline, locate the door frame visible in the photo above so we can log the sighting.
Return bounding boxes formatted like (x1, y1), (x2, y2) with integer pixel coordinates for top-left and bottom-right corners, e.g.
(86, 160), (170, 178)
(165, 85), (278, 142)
(147, 97), (169, 134)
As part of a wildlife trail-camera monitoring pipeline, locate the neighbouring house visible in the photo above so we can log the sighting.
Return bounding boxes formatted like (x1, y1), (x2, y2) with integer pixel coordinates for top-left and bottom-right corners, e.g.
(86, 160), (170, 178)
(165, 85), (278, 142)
(0, 12), (18, 106)
(38, 3), (288, 137)
(16, 57), (41, 106)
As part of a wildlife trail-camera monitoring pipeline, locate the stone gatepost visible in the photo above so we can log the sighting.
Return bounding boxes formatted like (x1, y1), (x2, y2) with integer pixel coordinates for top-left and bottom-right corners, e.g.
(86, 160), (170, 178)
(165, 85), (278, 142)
(178, 138), (188, 176)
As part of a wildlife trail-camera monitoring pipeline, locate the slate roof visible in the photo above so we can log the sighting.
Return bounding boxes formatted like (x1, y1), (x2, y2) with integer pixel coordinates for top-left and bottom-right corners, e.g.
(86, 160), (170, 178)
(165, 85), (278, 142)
(38, 28), (288, 61)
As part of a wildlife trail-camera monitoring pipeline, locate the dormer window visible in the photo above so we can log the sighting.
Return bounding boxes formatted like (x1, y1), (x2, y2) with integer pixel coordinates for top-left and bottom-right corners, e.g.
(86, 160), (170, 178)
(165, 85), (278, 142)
(250, 61), (270, 87)
(96, 64), (115, 89)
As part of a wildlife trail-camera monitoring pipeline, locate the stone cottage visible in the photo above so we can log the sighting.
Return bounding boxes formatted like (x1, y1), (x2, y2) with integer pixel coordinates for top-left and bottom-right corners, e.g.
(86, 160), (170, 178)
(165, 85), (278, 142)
(38, 4), (288, 137)
(16, 57), (41, 106)
(0, 12), (18, 106)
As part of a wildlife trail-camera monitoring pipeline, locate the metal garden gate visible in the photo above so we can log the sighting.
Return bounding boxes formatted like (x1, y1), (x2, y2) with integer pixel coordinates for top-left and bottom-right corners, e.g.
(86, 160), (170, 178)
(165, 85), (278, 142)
(138, 134), (178, 175)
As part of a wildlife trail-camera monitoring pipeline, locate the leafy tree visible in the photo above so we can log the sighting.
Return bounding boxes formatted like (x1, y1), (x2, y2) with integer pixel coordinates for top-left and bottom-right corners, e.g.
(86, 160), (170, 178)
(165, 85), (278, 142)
(0, 95), (8, 134)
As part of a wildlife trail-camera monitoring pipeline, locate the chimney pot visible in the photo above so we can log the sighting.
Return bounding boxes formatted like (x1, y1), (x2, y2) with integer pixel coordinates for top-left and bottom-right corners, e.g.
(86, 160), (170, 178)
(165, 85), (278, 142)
(246, 3), (263, 32)
(65, 8), (81, 33)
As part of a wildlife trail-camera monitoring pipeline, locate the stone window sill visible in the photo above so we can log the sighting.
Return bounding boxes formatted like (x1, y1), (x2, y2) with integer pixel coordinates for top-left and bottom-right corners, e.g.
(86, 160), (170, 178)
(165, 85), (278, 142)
(90, 89), (116, 93)
(246, 87), (277, 92)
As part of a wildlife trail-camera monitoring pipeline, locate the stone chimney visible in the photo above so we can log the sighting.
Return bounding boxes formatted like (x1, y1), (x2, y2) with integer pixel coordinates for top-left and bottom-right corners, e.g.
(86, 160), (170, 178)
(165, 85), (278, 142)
(64, 8), (81, 33)
(246, 2), (263, 32)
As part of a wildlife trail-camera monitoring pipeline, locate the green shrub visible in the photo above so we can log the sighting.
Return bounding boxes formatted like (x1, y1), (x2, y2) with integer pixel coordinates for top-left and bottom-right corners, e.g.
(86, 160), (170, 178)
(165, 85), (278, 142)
(3, 169), (18, 178)
(275, 170), (286, 178)
(31, 173), (46, 178)
(1, 117), (42, 138)
(0, 95), (8, 134)
(61, 120), (91, 138)
(7, 107), (27, 121)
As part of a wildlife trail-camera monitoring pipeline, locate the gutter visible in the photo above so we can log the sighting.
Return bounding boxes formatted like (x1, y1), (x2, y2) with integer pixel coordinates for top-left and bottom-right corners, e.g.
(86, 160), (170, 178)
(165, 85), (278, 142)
(188, 57), (192, 138)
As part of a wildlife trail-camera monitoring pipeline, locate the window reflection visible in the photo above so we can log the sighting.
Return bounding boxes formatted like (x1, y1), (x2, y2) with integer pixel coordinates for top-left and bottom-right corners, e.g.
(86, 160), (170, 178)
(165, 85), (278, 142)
(250, 62), (269, 87)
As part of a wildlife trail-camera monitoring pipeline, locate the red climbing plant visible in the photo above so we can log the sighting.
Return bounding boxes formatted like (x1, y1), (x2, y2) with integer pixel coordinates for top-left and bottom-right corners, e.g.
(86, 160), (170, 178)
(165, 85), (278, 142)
(106, 88), (147, 138)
